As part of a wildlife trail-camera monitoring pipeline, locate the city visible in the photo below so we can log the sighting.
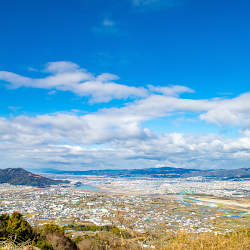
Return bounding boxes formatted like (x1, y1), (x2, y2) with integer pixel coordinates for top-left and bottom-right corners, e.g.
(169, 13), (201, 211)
(1, 177), (249, 237)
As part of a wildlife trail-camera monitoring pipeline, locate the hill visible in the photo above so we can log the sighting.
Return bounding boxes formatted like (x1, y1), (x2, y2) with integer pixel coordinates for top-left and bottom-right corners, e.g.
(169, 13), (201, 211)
(0, 168), (68, 187)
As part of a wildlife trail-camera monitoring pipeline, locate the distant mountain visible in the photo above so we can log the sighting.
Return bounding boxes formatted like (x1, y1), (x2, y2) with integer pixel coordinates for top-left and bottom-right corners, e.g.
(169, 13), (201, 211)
(42, 167), (196, 178)
(42, 167), (250, 180)
(0, 168), (68, 187)
(183, 168), (250, 179)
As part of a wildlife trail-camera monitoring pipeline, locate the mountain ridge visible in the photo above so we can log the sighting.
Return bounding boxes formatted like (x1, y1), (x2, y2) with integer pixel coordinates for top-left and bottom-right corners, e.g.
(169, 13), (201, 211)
(41, 167), (250, 180)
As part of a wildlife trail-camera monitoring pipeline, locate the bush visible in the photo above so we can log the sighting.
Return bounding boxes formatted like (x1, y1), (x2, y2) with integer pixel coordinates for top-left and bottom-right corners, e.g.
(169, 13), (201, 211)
(35, 238), (53, 250)
(41, 224), (64, 235)
(73, 236), (83, 244)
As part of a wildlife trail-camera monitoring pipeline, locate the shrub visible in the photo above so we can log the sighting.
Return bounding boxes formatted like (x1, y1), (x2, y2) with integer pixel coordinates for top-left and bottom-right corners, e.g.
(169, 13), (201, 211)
(41, 224), (64, 235)
(35, 238), (53, 250)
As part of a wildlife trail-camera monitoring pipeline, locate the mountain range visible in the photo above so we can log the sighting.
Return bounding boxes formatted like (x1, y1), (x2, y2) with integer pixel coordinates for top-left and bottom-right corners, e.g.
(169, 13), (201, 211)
(1, 167), (249, 188)
(42, 167), (250, 180)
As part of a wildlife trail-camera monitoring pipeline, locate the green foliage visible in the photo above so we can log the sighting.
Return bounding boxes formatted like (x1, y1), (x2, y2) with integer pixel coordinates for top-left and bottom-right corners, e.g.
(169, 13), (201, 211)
(0, 212), (33, 243)
(35, 224), (65, 249)
(35, 238), (53, 250)
(68, 224), (123, 233)
(0, 214), (69, 249)
(111, 227), (121, 236)
(0, 213), (9, 239)
(1, 212), (249, 250)
(67, 224), (132, 238)
(73, 236), (83, 244)
(41, 224), (64, 235)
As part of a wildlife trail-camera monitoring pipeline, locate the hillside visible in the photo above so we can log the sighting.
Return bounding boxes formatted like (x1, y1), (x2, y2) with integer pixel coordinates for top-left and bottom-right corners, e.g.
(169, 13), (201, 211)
(0, 168), (68, 187)
(0, 212), (249, 250)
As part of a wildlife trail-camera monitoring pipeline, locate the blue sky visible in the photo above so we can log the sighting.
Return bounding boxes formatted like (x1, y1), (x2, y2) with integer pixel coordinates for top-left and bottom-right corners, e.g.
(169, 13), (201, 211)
(0, 0), (250, 170)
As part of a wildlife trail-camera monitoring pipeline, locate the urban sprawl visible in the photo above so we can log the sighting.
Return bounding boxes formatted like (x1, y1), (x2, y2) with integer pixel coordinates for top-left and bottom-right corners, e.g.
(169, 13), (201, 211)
(0, 177), (249, 235)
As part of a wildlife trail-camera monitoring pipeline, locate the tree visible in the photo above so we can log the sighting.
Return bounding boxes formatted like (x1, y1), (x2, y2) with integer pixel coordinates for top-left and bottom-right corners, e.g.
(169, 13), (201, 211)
(3, 212), (34, 243)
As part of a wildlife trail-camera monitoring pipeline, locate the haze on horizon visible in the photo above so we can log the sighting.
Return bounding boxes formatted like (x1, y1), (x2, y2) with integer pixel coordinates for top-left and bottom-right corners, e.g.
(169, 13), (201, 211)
(1, 0), (250, 171)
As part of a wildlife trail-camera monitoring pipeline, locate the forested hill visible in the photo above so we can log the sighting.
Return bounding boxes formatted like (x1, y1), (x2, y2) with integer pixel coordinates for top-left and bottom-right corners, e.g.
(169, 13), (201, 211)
(0, 168), (67, 187)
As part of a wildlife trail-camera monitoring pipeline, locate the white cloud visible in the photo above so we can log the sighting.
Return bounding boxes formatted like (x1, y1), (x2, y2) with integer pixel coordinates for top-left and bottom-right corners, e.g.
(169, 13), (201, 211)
(115, 92), (250, 129)
(0, 61), (199, 103)
(0, 61), (147, 103)
(199, 93), (250, 127)
(1, 61), (250, 170)
(45, 61), (80, 73)
(1, 110), (250, 170)
(148, 85), (194, 96)
(1, 90), (250, 169)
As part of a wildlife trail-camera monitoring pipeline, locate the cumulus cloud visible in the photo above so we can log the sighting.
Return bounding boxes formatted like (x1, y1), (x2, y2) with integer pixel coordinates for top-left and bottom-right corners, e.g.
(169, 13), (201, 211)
(0, 61), (147, 103)
(117, 92), (250, 128)
(0, 61), (200, 103)
(1, 66), (250, 130)
(1, 111), (250, 170)
(199, 93), (250, 127)
(1, 90), (250, 169)
(45, 61), (80, 73)
(1, 61), (250, 170)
